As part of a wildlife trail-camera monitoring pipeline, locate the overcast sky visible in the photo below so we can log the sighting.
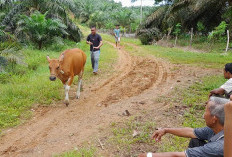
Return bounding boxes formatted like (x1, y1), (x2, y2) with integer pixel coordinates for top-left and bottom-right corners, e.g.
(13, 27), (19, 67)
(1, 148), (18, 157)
(114, 0), (154, 7)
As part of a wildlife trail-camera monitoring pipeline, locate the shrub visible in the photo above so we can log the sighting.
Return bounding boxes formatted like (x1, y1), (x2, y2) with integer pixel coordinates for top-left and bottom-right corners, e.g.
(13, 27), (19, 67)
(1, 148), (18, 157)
(16, 11), (68, 49)
(208, 21), (227, 42)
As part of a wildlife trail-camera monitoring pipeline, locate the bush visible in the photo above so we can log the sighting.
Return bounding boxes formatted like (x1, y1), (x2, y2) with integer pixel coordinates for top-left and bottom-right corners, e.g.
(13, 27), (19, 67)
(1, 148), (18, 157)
(137, 28), (162, 45)
(208, 21), (227, 42)
(16, 11), (69, 49)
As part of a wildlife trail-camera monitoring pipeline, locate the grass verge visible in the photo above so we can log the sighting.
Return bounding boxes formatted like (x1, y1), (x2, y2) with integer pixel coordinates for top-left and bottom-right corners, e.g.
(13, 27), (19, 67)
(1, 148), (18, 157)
(123, 42), (232, 68)
(55, 147), (96, 157)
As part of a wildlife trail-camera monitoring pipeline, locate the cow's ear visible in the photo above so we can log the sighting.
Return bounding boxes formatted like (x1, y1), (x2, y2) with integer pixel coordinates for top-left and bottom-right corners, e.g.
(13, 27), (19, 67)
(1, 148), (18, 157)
(47, 56), (50, 62)
(59, 54), (64, 62)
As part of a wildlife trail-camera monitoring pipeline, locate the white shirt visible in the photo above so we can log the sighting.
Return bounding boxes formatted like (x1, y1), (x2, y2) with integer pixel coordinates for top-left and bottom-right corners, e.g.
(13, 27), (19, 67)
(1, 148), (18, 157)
(220, 78), (232, 94)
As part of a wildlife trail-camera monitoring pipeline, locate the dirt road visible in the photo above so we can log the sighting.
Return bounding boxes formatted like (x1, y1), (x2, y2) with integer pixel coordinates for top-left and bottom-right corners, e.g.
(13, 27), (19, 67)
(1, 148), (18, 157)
(0, 41), (218, 157)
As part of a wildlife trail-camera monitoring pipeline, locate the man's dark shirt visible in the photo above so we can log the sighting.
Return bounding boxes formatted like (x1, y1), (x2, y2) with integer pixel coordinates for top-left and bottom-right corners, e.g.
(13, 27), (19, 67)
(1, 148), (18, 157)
(87, 33), (102, 51)
(185, 127), (224, 157)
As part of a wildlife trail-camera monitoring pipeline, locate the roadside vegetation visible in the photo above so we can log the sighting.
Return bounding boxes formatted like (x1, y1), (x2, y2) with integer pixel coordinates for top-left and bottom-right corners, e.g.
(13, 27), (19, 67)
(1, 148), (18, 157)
(123, 39), (232, 69)
(55, 147), (96, 157)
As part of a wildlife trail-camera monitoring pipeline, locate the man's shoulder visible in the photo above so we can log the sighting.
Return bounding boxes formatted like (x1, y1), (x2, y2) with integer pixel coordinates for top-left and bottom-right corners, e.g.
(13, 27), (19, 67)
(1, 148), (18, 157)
(226, 78), (232, 83)
(194, 127), (214, 140)
(96, 33), (102, 39)
(96, 33), (101, 36)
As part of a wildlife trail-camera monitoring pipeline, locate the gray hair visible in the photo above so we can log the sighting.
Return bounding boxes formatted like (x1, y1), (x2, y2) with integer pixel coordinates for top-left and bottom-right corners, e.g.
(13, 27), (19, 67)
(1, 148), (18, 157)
(209, 96), (230, 125)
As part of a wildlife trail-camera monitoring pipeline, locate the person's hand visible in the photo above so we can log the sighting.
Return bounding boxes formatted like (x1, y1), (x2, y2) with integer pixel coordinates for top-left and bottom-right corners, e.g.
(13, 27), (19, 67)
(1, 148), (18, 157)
(93, 46), (99, 49)
(151, 128), (166, 142)
(89, 42), (93, 45)
(208, 92), (213, 98)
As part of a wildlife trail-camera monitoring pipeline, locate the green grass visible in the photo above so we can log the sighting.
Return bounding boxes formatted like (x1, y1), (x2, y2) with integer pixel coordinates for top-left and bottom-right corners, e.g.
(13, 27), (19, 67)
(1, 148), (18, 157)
(123, 43), (232, 68)
(173, 37), (231, 53)
(0, 35), (118, 132)
(55, 147), (96, 157)
(107, 116), (156, 156)
(0, 49), (63, 130)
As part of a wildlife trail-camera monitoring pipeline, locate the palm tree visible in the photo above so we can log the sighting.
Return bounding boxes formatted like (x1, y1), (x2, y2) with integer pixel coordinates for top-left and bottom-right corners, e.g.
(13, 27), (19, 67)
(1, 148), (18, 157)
(16, 11), (68, 49)
(1, 0), (81, 43)
(137, 0), (231, 44)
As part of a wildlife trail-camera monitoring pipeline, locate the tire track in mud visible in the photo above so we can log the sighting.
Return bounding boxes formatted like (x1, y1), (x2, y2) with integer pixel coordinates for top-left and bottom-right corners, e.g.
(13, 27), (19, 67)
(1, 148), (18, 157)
(0, 41), (170, 157)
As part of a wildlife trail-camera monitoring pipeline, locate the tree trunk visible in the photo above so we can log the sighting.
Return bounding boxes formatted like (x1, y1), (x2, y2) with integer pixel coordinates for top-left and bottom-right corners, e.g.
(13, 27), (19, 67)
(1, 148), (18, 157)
(190, 28), (193, 47)
(38, 41), (43, 50)
(167, 27), (173, 41)
(226, 30), (230, 52)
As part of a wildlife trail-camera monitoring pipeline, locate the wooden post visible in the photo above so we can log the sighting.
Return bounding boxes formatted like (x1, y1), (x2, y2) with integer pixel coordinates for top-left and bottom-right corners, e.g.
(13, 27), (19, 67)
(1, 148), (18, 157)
(226, 30), (230, 52)
(167, 27), (172, 41)
(190, 28), (193, 47)
(174, 36), (177, 47)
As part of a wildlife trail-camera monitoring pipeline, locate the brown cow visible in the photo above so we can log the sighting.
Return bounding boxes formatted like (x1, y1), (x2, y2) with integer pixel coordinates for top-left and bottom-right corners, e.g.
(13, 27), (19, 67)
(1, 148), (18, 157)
(47, 48), (87, 106)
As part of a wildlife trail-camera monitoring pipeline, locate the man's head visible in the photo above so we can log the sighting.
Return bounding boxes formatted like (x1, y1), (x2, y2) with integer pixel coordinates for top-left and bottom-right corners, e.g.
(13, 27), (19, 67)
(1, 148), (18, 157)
(116, 25), (119, 29)
(204, 97), (229, 128)
(224, 63), (232, 79)
(91, 26), (96, 35)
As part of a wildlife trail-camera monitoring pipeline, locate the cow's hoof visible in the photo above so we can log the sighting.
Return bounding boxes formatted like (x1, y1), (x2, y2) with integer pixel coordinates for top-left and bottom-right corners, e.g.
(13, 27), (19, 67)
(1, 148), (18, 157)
(64, 100), (69, 107)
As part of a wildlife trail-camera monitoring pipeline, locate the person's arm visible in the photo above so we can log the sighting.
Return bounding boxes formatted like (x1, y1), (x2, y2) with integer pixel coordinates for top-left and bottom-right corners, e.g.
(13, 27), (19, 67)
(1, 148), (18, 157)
(224, 100), (232, 157)
(152, 128), (196, 142)
(86, 35), (93, 45)
(209, 88), (225, 97)
(138, 152), (186, 157)
(93, 41), (103, 49)
(86, 41), (93, 45)
(113, 29), (117, 37)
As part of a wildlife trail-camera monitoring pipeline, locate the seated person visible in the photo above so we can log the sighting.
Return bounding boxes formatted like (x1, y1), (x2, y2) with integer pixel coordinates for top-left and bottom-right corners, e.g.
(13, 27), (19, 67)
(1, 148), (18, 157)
(138, 96), (229, 157)
(224, 95), (232, 157)
(209, 63), (232, 99)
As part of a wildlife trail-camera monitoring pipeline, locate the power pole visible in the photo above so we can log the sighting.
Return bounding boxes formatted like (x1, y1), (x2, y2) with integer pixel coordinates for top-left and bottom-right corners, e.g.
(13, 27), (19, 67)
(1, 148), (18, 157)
(140, 0), (143, 24)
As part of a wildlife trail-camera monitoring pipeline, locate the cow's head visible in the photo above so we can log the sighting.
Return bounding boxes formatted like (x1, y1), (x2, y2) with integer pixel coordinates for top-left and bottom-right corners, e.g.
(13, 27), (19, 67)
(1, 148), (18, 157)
(46, 55), (64, 81)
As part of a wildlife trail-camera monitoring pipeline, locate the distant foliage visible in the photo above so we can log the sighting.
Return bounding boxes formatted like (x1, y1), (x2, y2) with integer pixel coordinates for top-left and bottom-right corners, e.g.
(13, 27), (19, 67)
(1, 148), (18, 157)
(137, 0), (231, 44)
(197, 22), (205, 33)
(16, 11), (68, 49)
(173, 23), (181, 36)
(208, 21), (227, 42)
(137, 28), (162, 45)
(0, 0), (81, 45)
(74, 0), (156, 33)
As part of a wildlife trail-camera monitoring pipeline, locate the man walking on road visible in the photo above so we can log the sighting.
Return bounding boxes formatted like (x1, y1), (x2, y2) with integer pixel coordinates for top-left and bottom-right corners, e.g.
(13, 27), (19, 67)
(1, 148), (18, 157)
(86, 26), (103, 75)
(114, 24), (120, 48)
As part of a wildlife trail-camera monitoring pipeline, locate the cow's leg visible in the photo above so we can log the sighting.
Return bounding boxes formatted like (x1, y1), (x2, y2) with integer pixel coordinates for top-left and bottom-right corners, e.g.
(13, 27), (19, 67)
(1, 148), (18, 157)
(76, 71), (83, 99)
(64, 76), (74, 106)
